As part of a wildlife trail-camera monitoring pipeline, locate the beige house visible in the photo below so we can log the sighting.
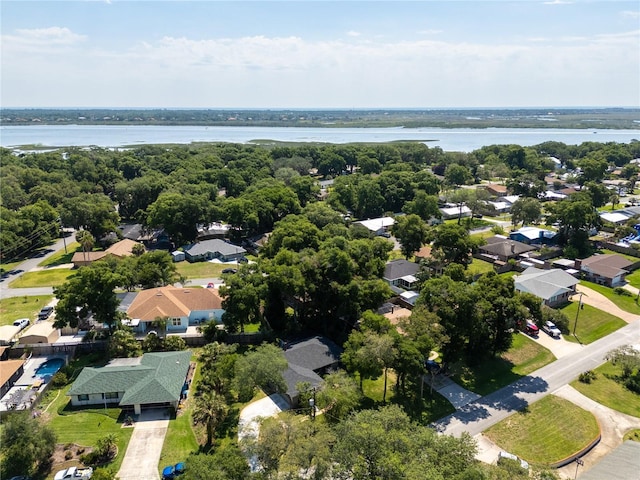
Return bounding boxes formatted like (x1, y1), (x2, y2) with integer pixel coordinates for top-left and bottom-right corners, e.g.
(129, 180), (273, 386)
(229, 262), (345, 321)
(18, 322), (60, 345)
(72, 238), (142, 267)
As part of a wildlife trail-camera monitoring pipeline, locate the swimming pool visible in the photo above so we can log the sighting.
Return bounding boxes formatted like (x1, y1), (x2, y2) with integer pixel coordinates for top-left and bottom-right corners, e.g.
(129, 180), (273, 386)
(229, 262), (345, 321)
(35, 358), (65, 380)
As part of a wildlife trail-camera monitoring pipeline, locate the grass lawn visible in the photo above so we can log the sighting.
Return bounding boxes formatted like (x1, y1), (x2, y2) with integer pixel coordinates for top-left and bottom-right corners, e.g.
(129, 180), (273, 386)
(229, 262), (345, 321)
(468, 258), (495, 276)
(560, 302), (627, 345)
(359, 371), (456, 423)
(452, 333), (556, 396)
(175, 261), (229, 280)
(626, 269), (640, 290)
(39, 242), (81, 267)
(570, 361), (640, 418)
(0, 295), (53, 325)
(580, 280), (640, 315)
(9, 268), (74, 288)
(159, 407), (199, 469)
(484, 395), (599, 465)
(624, 429), (640, 442)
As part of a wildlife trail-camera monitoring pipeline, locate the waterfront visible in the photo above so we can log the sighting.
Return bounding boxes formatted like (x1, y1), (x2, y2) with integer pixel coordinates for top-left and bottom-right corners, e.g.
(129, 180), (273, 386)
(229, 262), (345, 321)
(1, 124), (639, 152)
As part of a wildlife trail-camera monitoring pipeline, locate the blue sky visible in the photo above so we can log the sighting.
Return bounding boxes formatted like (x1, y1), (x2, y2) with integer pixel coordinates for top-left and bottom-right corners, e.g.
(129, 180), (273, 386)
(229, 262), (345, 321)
(1, 1), (639, 108)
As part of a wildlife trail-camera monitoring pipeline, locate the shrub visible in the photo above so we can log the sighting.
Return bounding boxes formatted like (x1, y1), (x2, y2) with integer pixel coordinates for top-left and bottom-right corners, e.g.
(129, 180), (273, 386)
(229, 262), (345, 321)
(613, 287), (632, 297)
(624, 373), (640, 394)
(579, 370), (597, 384)
(64, 450), (73, 460)
(51, 371), (68, 387)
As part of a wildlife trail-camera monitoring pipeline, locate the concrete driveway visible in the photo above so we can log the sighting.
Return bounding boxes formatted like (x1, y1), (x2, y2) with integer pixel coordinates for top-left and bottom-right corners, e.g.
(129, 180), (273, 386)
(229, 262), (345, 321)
(117, 409), (170, 480)
(528, 331), (583, 359)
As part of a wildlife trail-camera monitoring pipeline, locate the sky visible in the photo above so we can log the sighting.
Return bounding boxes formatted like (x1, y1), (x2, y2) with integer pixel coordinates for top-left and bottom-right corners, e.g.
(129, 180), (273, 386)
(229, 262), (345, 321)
(1, 0), (639, 109)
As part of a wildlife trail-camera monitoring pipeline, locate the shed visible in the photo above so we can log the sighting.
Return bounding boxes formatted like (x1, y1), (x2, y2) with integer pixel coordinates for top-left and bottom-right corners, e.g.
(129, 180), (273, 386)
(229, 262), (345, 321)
(19, 322), (60, 344)
(171, 250), (185, 262)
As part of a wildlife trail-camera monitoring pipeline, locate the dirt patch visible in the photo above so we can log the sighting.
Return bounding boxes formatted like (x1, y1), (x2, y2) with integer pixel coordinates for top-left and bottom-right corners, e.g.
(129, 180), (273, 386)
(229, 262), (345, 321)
(50, 443), (93, 471)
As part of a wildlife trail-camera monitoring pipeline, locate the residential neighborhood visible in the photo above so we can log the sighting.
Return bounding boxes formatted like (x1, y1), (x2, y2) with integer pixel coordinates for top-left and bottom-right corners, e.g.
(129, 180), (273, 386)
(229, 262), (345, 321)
(1, 139), (640, 480)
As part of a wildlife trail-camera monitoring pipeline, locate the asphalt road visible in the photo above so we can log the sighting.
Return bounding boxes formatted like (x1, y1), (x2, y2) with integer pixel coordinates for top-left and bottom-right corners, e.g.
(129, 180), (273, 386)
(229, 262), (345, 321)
(433, 320), (640, 437)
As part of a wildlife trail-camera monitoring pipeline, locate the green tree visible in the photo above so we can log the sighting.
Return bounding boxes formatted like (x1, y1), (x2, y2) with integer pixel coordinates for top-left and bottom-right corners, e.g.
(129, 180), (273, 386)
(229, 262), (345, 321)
(316, 369), (362, 422)
(234, 343), (288, 401)
(393, 214), (429, 259)
(146, 192), (209, 245)
(54, 260), (123, 331)
(108, 329), (142, 358)
(219, 262), (266, 333)
(402, 190), (441, 223)
(76, 229), (95, 263)
(192, 390), (229, 446)
(163, 335), (187, 351)
(0, 412), (56, 478)
(429, 223), (482, 268)
(444, 163), (471, 187)
(511, 197), (542, 226)
(60, 193), (120, 240)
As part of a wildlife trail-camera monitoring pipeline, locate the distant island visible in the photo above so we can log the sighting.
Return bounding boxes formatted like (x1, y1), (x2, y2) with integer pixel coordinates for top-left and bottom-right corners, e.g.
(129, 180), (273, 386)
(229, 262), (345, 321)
(2, 107), (639, 129)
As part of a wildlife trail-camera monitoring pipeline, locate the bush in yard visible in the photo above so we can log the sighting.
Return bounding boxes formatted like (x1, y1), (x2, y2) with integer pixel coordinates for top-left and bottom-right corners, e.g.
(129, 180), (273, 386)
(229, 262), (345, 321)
(613, 287), (632, 297)
(579, 370), (597, 384)
(624, 372), (640, 394)
(51, 371), (68, 387)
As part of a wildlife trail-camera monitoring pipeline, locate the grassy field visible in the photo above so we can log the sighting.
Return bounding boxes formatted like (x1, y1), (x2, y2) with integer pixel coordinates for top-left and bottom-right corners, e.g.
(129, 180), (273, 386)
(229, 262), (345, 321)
(175, 261), (231, 280)
(39, 242), (81, 267)
(560, 302), (627, 344)
(624, 429), (640, 442)
(580, 280), (640, 315)
(484, 395), (599, 465)
(570, 362), (640, 418)
(452, 333), (556, 396)
(9, 268), (75, 288)
(0, 295), (53, 325)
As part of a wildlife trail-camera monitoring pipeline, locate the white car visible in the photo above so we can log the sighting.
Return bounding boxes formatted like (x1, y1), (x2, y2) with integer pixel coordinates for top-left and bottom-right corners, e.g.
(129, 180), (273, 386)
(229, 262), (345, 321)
(543, 320), (561, 338)
(54, 467), (93, 480)
(12, 318), (29, 331)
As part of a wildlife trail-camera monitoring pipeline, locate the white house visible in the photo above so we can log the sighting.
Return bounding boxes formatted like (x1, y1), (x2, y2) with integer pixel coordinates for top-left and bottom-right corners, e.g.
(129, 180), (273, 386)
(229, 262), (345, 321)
(354, 216), (396, 236)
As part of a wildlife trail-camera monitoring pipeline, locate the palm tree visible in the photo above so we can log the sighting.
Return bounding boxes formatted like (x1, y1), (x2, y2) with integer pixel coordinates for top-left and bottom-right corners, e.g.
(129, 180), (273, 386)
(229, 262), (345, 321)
(192, 390), (228, 446)
(76, 229), (94, 263)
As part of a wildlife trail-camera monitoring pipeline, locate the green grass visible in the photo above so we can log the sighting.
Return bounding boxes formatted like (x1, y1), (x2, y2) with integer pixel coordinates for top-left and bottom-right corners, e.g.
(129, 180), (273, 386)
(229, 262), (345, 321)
(485, 395), (599, 465)
(560, 301), (627, 344)
(570, 362), (640, 418)
(452, 333), (556, 396)
(9, 268), (74, 288)
(175, 261), (229, 280)
(625, 269), (640, 290)
(0, 295), (53, 325)
(159, 409), (199, 468)
(468, 258), (495, 276)
(624, 429), (640, 442)
(39, 242), (81, 267)
(580, 280), (640, 315)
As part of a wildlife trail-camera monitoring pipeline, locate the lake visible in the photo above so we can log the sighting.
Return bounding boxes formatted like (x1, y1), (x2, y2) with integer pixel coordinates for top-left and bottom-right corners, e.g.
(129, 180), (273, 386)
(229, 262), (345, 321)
(1, 124), (639, 152)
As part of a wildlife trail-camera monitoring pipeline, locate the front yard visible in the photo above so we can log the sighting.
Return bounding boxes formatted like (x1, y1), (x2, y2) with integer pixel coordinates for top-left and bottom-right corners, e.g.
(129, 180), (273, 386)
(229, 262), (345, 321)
(484, 395), (600, 465)
(560, 302), (627, 344)
(452, 332), (556, 396)
(0, 295), (53, 325)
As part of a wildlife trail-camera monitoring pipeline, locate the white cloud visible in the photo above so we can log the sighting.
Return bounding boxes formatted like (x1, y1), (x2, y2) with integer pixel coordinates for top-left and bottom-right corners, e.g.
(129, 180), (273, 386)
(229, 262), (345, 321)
(346, 31), (361, 37)
(1, 26), (86, 56)
(543, 0), (573, 5)
(418, 29), (443, 36)
(621, 10), (640, 19)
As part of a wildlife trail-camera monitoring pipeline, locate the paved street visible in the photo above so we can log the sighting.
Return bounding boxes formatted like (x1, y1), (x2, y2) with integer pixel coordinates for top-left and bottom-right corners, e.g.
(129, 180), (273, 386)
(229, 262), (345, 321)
(433, 320), (640, 437)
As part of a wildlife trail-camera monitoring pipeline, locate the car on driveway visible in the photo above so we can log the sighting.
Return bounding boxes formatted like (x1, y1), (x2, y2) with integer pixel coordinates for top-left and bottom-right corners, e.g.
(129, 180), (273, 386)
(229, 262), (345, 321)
(38, 306), (54, 320)
(542, 320), (561, 338)
(525, 321), (539, 337)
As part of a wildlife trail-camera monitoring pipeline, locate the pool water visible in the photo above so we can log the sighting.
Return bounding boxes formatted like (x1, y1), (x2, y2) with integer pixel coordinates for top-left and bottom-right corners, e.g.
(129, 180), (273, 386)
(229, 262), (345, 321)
(35, 358), (65, 379)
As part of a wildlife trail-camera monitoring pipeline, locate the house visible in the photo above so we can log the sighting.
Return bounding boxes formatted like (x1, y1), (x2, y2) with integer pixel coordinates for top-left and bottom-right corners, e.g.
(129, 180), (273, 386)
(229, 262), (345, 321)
(514, 267), (579, 306)
(18, 322), (60, 345)
(488, 201), (511, 213)
(354, 216), (396, 236)
(0, 325), (21, 346)
(541, 190), (567, 201)
(599, 211), (632, 225)
(183, 239), (246, 263)
(578, 254), (634, 287)
(498, 195), (521, 207)
(126, 286), (224, 334)
(171, 251), (185, 262)
(439, 205), (471, 220)
(398, 290), (420, 308)
(509, 226), (557, 245)
(120, 224), (172, 250)
(478, 236), (535, 262)
(196, 222), (231, 240)
(0, 359), (25, 397)
(68, 350), (192, 415)
(383, 259), (421, 291)
(485, 183), (508, 197)
(281, 336), (343, 405)
(71, 238), (143, 268)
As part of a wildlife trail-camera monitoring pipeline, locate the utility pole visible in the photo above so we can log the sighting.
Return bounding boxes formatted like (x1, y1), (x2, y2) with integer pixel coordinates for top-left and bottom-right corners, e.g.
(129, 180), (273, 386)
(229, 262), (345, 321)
(573, 292), (584, 337)
(59, 218), (67, 254)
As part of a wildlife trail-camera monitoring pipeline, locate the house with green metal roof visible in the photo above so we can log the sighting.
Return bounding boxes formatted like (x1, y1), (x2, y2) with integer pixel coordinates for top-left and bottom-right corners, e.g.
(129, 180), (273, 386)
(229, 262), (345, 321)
(68, 351), (191, 415)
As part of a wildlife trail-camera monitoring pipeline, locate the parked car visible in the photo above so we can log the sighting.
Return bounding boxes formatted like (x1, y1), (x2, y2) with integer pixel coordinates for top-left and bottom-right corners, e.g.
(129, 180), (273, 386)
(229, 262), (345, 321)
(38, 306), (54, 320)
(525, 321), (539, 337)
(13, 318), (30, 331)
(542, 320), (561, 338)
(221, 268), (237, 274)
(54, 467), (93, 480)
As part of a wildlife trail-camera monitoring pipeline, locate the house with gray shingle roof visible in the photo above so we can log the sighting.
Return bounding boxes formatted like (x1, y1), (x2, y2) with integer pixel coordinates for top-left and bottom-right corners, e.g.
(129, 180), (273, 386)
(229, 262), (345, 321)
(578, 254), (633, 287)
(68, 350), (191, 415)
(383, 259), (421, 291)
(514, 267), (579, 306)
(183, 239), (246, 263)
(281, 336), (342, 405)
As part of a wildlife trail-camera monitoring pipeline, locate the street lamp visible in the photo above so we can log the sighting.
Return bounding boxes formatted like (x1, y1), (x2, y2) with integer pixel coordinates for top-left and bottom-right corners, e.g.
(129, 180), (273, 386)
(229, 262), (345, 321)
(573, 457), (584, 479)
(573, 292), (584, 337)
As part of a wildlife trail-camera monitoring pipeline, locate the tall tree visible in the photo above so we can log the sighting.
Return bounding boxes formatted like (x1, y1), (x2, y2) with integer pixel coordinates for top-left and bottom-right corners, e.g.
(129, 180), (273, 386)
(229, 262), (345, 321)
(0, 412), (57, 478)
(510, 197), (542, 226)
(234, 343), (288, 401)
(393, 214), (429, 259)
(192, 390), (229, 446)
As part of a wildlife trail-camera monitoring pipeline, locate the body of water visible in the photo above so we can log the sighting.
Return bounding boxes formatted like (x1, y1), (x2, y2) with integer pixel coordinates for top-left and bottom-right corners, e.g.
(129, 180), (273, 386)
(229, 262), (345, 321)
(1, 124), (639, 152)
